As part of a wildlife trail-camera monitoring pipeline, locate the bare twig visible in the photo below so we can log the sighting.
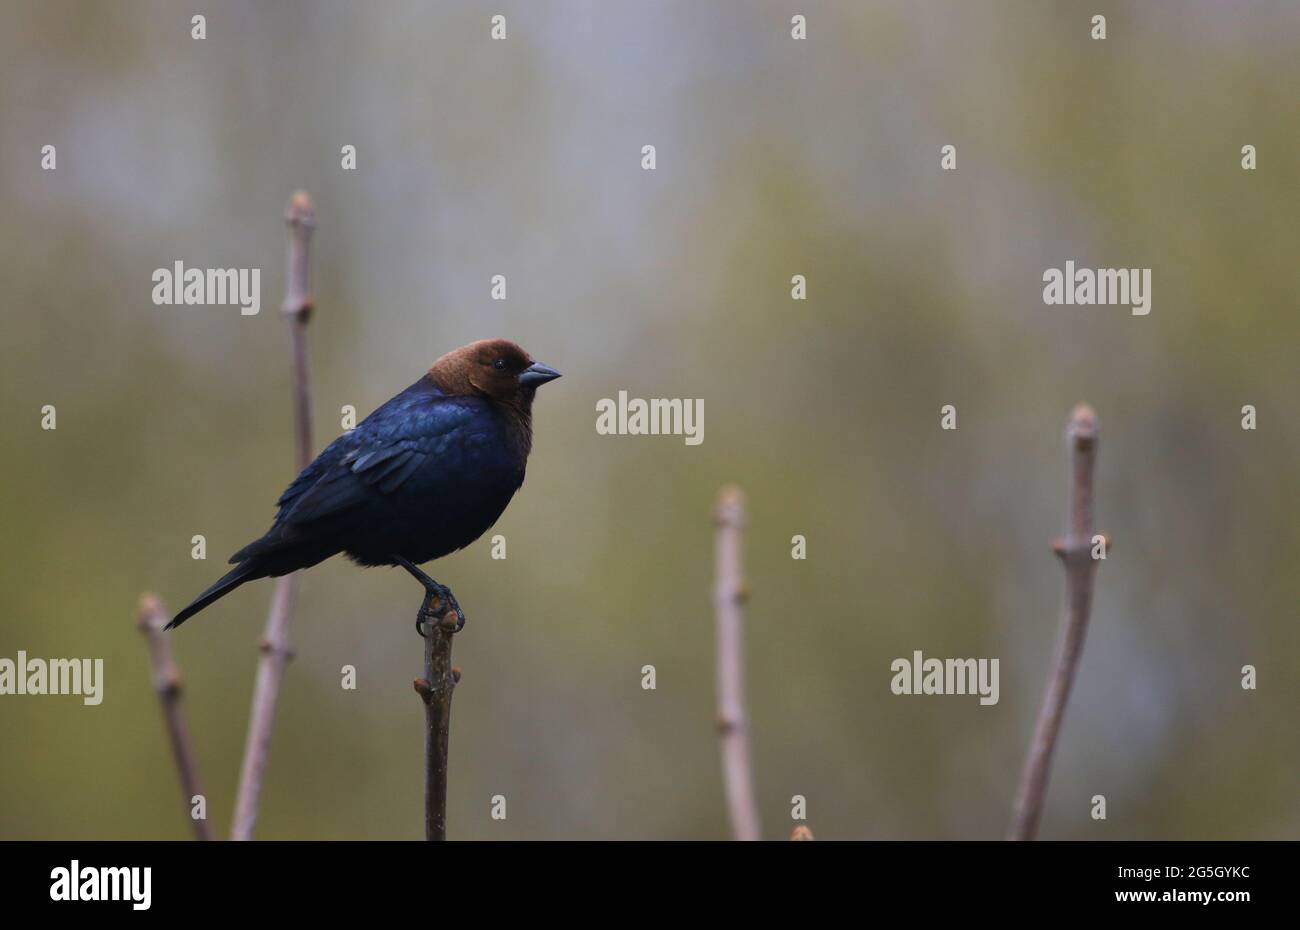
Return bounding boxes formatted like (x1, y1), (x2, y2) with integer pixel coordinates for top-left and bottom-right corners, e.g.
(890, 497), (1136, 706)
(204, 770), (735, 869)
(713, 485), (762, 841)
(136, 593), (213, 841)
(281, 190), (316, 468)
(1008, 404), (1107, 841)
(413, 603), (461, 841)
(231, 191), (316, 841)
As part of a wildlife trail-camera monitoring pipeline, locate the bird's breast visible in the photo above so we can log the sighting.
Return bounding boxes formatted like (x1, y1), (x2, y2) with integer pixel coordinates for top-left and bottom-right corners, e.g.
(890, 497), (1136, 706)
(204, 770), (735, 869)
(347, 414), (527, 566)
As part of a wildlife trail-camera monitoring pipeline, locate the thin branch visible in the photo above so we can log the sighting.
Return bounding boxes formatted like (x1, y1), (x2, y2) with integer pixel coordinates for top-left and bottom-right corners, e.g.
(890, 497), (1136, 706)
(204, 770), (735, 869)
(1008, 403), (1107, 841)
(282, 190), (316, 469)
(413, 604), (462, 841)
(231, 191), (316, 841)
(713, 485), (762, 841)
(136, 593), (213, 841)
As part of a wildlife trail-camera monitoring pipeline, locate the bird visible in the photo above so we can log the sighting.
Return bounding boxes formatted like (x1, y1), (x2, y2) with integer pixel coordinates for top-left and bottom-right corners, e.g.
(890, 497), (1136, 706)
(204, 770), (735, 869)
(167, 338), (560, 632)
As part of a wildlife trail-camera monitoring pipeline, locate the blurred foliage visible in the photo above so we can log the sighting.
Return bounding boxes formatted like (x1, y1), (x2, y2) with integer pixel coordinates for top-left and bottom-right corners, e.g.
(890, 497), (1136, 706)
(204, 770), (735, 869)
(0, 1), (1295, 839)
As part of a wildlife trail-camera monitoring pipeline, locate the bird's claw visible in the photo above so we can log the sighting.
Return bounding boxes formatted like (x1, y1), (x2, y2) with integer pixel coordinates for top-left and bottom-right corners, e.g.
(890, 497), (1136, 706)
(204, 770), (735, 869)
(415, 586), (466, 637)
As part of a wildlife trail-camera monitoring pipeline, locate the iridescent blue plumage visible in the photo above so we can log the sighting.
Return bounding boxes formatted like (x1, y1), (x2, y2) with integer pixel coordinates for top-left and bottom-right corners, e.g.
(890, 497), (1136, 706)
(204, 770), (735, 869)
(168, 339), (559, 629)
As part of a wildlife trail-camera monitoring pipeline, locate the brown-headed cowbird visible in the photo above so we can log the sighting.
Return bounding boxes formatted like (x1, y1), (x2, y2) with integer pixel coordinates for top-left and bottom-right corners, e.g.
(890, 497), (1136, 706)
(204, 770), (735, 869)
(168, 338), (560, 631)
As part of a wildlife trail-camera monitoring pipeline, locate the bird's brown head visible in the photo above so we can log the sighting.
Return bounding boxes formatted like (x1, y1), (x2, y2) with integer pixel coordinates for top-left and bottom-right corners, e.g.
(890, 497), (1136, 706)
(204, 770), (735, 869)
(427, 339), (561, 411)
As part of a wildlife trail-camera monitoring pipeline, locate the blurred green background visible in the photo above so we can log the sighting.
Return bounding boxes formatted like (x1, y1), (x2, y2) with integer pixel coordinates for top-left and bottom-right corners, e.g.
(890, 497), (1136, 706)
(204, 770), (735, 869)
(1, 1), (1296, 840)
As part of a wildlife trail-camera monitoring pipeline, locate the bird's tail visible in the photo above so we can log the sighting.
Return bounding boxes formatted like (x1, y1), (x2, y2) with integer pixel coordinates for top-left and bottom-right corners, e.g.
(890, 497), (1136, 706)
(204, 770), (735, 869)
(166, 561), (263, 629)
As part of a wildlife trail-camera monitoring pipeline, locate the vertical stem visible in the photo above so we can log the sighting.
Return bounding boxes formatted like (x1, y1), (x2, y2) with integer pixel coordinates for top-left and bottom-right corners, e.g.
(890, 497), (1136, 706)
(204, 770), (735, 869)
(230, 192), (316, 841)
(137, 593), (213, 841)
(282, 194), (315, 471)
(1008, 404), (1105, 841)
(414, 611), (460, 841)
(230, 574), (299, 840)
(713, 485), (762, 841)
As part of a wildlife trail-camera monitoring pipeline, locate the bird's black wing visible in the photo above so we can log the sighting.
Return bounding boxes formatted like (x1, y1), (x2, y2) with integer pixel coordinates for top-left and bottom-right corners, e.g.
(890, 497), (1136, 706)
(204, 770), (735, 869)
(230, 386), (485, 562)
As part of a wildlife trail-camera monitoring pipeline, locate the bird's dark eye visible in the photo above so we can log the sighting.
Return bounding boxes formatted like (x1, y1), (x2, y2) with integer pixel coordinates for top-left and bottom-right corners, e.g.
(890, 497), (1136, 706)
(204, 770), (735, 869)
(493, 358), (507, 371)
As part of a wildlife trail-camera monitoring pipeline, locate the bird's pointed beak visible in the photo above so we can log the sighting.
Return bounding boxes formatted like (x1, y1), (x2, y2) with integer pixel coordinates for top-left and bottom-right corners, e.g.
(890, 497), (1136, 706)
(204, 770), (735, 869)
(520, 361), (562, 388)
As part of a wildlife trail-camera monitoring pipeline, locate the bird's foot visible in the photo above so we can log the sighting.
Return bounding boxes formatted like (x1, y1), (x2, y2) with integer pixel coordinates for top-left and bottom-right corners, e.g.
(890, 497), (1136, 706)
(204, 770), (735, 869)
(415, 584), (466, 637)
(394, 556), (466, 637)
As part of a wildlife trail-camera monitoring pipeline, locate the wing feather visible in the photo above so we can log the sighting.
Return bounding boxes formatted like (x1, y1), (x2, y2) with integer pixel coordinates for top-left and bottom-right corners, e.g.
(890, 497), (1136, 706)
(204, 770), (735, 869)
(271, 388), (480, 529)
